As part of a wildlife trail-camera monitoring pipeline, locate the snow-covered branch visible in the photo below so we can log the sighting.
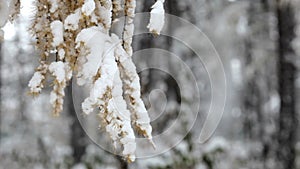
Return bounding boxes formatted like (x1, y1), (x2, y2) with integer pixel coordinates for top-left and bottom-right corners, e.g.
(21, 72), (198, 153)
(27, 0), (165, 162)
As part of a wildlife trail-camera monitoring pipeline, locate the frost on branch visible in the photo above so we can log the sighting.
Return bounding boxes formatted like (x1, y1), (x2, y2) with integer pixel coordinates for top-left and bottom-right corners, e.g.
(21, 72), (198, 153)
(148, 0), (165, 35)
(28, 0), (165, 162)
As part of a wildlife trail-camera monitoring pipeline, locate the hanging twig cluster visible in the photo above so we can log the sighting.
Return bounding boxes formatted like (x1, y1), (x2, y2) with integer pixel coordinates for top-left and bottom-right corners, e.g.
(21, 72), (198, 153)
(27, 0), (165, 162)
(0, 0), (20, 40)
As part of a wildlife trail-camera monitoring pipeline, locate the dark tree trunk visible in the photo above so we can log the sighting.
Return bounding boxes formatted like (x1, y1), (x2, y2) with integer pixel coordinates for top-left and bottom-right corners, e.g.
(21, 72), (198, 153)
(242, 1), (279, 168)
(116, 156), (128, 169)
(0, 43), (2, 144)
(67, 84), (86, 163)
(276, 1), (298, 169)
(243, 1), (262, 141)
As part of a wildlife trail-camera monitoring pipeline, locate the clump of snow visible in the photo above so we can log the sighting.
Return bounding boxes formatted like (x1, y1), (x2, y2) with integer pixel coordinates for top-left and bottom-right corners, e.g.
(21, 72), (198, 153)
(82, 0), (95, 16)
(64, 9), (81, 31)
(148, 0), (165, 35)
(112, 34), (153, 144)
(48, 61), (72, 116)
(81, 38), (117, 114)
(80, 33), (137, 162)
(75, 26), (109, 86)
(50, 20), (64, 47)
(28, 72), (45, 93)
(28, 62), (48, 94)
(49, 61), (66, 83)
(28, 0), (159, 162)
(97, 4), (112, 31)
(105, 41), (136, 161)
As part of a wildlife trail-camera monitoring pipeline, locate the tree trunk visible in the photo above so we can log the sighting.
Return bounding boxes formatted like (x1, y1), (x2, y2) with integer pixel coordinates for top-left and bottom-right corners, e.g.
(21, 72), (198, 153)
(0, 43), (2, 144)
(116, 156), (128, 169)
(242, 2), (279, 168)
(67, 84), (86, 163)
(276, 1), (298, 169)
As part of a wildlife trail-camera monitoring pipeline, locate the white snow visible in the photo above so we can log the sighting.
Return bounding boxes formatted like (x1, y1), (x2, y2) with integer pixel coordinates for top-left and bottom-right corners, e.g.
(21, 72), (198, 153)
(81, 0), (95, 16)
(49, 61), (66, 83)
(75, 26), (110, 86)
(48, 62), (72, 115)
(50, 20), (64, 47)
(112, 34), (153, 142)
(28, 63), (48, 94)
(80, 35), (137, 162)
(28, 72), (45, 93)
(0, 0), (10, 40)
(81, 35), (117, 114)
(97, 5), (112, 30)
(64, 9), (81, 31)
(147, 0), (165, 35)
(0, 0), (9, 27)
(58, 48), (65, 60)
(122, 0), (136, 56)
(106, 42), (136, 161)
(49, 0), (59, 13)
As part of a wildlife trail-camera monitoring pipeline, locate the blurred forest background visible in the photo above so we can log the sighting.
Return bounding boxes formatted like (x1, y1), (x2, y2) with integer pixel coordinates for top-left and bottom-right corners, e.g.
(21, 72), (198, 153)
(1, 0), (300, 169)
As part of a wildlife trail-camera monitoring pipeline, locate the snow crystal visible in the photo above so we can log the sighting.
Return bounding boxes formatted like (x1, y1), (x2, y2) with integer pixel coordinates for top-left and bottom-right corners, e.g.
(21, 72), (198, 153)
(81, 0), (95, 16)
(50, 20), (64, 47)
(148, 0), (165, 35)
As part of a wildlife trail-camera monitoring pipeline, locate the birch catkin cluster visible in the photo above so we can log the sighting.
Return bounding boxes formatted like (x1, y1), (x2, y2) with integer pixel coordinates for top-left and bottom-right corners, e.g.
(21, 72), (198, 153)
(27, 0), (165, 162)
